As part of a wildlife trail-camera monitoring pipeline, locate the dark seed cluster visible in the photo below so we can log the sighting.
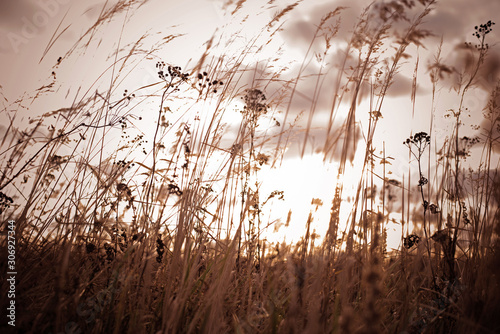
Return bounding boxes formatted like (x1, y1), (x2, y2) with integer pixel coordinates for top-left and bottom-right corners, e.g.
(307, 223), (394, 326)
(0, 191), (14, 214)
(473, 20), (494, 39)
(123, 89), (135, 101)
(428, 203), (440, 214)
(117, 116), (127, 131)
(462, 202), (471, 225)
(418, 176), (428, 187)
(243, 89), (267, 114)
(113, 160), (135, 170)
(196, 71), (224, 94)
(117, 182), (132, 196)
(403, 234), (420, 249)
(403, 131), (430, 146)
(404, 132), (431, 165)
(168, 183), (183, 196)
(471, 20), (495, 49)
(85, 242), (97, 254)
(156, 62), (189, 81)
(156, 236), (165, 263)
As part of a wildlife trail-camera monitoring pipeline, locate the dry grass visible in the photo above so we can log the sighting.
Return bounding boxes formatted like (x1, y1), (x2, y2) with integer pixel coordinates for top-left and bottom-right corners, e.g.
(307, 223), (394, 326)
(1, 1), (499, 333)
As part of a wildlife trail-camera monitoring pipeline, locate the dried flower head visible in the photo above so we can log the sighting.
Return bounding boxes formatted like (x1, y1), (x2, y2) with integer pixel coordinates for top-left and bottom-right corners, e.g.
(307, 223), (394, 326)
(403, 234), (420, 248)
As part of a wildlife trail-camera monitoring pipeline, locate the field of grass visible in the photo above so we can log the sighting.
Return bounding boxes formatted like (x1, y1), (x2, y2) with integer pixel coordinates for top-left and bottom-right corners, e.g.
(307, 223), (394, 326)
(1, 0), (499, 333)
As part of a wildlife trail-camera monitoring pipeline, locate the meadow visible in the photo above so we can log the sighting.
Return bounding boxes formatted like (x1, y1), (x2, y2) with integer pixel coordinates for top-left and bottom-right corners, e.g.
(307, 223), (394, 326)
(0, 0), (499, 333)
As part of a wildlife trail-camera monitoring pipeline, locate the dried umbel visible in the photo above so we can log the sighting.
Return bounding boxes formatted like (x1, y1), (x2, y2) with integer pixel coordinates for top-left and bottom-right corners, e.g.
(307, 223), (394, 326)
(156, 62), (189, 81)
(241, 88), (268, 126)
(196, 70), (224, 94)
(467, 20), (496, 50)
(403, 131), (431, 148)
(473, 21), (495, 39)
(403, 132), (431, 176)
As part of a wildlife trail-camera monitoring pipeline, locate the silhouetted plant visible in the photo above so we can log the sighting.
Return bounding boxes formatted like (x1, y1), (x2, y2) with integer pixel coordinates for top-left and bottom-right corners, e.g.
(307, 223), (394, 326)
(404, 131), (441, 290)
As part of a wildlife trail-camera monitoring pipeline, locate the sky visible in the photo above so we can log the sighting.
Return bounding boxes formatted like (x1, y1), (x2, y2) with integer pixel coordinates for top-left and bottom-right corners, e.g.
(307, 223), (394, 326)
(0, 0), (498, 250)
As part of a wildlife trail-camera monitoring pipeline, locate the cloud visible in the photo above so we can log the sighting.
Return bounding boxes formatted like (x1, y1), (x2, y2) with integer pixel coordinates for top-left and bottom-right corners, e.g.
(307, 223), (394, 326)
(0, 1), (38, 53)
(0, 0), (76, 55)
(0, 1), (38, 29)
(278, 0), (365, 52)
(433, 43), (500, 93)
(388, 72), (421, 97)
(479, 91), (500, 153)
(421, 0), (500, 42)
(221, 2), (434, 163)
(213, 0), (499, 167)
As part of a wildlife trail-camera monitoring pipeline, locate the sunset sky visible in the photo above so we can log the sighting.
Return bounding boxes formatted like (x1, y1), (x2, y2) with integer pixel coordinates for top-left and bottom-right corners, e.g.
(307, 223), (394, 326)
(1, 0), (498, 249)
